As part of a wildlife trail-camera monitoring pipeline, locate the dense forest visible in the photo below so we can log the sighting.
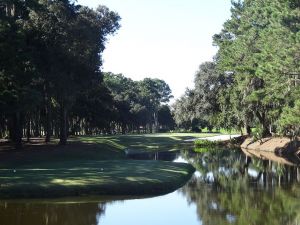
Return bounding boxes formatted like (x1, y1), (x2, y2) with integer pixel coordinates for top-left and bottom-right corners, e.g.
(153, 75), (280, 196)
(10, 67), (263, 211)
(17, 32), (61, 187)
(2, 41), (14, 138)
(1, 0), (299, 149)
(173, 0), (300, 138)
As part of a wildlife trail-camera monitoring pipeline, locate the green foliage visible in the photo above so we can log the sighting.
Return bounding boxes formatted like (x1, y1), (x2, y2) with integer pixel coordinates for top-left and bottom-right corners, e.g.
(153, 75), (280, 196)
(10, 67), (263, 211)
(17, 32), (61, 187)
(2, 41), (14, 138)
(103, 72), (173, 133)
(158, 105), (175, 131)
(0, 1), (121, 145)
(252, 125), (265, 141)
(278, 99), (300, 136)
(194, 139), (220, 148)
(194, 146), (218, 153)
(175, 0), (300, 137)
(173, 62), (225, 131)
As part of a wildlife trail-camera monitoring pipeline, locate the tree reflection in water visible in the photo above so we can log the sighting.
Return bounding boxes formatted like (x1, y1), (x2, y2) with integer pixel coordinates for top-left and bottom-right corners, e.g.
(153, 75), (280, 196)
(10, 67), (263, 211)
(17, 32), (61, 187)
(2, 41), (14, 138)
(0, 201), (106, 225)
(180, 148), (300, 225)
(0, 148), (299, 225)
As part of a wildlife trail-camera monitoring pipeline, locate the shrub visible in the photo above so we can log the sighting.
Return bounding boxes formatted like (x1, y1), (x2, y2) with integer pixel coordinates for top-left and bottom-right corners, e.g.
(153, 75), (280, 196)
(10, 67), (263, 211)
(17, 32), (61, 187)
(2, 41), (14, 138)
(194, 139), (219, 148)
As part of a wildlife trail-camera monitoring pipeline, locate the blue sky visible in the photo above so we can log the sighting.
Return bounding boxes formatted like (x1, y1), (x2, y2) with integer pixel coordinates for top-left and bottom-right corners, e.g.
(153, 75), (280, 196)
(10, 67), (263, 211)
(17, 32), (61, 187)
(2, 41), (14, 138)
(77, 0), (232, 100)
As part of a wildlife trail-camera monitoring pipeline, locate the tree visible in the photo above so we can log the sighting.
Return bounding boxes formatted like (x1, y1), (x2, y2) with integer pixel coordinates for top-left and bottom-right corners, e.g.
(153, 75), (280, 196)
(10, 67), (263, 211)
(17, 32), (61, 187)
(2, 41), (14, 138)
(138, 78), (173, 132)
(103, 73), (173, 134)
(0, 1), (121, 147)
(279, 99), (300, 138)
(28, 1), (120, 144)
(158, 105), (175, 131)
(103, 73), (139, 133)
(0, 0), (42, 148)
(173, 89), (197, 130)
(70, 83), (115, 135)
(173, 62), (228, 131)
(213, 0), (300, 137)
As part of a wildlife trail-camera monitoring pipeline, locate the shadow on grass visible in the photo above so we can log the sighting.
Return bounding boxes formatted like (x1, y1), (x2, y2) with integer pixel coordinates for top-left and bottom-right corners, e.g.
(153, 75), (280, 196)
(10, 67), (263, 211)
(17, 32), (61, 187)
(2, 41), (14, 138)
(0, 160), (195, 199)
(75, 133), (217, 152)
(0, 133), (203, 198)
(0, 142), (126, 168)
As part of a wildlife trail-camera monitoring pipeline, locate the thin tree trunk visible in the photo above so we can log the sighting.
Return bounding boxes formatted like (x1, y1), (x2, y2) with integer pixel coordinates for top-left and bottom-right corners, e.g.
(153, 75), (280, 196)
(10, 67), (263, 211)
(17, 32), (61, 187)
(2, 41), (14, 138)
(26, 115), (31, 142)
(13, 112), (23, 149)
(45, 107), (51, 142)
(44, 83), (51, 143)
(121, 123), (126, 134)
(33, 112), (40, 137)
(59, 101), (67, 145)
(153, 111), (158, 133)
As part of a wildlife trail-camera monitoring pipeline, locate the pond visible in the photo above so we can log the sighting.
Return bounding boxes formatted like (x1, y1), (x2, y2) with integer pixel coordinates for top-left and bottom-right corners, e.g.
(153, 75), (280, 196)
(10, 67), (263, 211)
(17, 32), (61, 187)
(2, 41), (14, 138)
(1, 148), (300, 225)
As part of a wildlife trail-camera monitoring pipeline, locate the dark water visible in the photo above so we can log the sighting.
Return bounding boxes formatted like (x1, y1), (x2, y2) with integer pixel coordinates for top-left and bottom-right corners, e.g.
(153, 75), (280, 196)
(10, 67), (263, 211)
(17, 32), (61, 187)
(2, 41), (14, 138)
(1, 148), (300, 225)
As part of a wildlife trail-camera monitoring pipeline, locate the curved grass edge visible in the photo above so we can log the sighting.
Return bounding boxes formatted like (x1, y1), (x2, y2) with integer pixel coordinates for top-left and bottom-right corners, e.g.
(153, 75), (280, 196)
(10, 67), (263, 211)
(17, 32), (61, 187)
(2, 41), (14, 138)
(0, 160), (195, 199)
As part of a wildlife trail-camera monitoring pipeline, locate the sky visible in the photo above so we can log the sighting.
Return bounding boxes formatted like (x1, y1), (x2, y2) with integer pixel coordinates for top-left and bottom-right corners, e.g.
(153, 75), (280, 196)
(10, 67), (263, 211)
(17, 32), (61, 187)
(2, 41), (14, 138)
(77, 0), (232, 100)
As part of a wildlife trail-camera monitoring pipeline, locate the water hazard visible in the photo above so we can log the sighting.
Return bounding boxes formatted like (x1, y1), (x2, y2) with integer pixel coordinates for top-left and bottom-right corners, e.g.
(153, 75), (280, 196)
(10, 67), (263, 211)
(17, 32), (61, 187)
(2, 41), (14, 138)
(1, 148), (300, 225)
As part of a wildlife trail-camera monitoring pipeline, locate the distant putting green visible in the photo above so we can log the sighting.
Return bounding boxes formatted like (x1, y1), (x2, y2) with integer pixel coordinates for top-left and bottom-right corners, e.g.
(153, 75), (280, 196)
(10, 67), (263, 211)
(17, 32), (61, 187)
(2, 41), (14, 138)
(0, 160), (195, 199)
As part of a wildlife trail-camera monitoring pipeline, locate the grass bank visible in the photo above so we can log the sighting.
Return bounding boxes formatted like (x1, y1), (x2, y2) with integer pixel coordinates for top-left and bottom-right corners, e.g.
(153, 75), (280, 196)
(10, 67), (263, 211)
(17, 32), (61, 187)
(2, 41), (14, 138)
(0, 160), (195, 199)
(0, 133), (218, 198)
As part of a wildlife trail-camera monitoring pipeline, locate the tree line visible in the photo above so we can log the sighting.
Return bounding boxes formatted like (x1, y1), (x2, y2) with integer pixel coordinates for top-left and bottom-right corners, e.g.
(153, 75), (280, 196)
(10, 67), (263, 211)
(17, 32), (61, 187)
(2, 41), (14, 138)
(0, 0), (174, 149)
(173, 0), (300, 138)
(103, 73), (174, 134)
(3, 0), (298, 148)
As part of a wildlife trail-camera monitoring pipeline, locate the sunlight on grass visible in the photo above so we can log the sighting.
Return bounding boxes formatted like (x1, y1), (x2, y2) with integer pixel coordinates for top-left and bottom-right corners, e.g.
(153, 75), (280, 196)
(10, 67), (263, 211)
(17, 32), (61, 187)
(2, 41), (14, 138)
(159, 169), (188, 175)
(0, 160), (195, 198)
(169, 137), (182, 140)
(73, 132), (218, 153)
(0, 133), (201, 198)
(125, 177), (157, 182)
(51, 178), (106, 186)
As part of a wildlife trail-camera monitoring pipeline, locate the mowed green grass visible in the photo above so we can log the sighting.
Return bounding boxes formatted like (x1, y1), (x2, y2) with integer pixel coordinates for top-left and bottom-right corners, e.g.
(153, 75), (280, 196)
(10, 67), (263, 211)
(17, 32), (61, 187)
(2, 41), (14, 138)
(0, 133), (216, 168)
(74, 132), (217, 152)
(0, 160), (195, 198)
(0, 133), (216, 198)
(0, 142), (126, 168)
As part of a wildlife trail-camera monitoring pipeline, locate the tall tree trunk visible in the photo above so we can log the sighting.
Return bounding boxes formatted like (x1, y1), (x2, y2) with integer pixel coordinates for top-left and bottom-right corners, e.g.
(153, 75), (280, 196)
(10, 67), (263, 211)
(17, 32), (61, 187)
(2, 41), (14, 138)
(45, 106), (51, 142)
(26, 115), (31, 142)
(33, 112), (40, 137)
(0, 117), (5, 138)
(5, 3), (15, 17)
(246, 125), (251, 136)
(149, 123), (152, 133)
(153, 111), (158, 133)
(121, 123), (126, 134)
(11, 112), (23, 149)
(44, 83), (51, 143)
(59, 101), (68, 145)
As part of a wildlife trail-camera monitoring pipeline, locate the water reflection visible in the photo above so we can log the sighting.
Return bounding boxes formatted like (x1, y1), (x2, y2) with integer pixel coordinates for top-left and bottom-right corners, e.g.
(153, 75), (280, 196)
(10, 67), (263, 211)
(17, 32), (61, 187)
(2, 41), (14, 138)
(1, 148), (300, 225)
(0, 201), (106, 225)
(180, 148), (300, 225)
(126, 150), (180, 161)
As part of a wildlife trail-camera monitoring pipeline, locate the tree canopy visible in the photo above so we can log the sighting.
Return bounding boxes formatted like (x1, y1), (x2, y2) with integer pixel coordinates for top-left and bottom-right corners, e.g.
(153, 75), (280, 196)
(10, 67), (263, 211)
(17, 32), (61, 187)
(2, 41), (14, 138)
(174, 0), (300, 137)
(0, 0), (120, 147)
(103, 73), (174, 134)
